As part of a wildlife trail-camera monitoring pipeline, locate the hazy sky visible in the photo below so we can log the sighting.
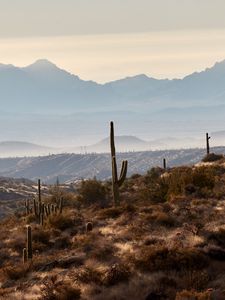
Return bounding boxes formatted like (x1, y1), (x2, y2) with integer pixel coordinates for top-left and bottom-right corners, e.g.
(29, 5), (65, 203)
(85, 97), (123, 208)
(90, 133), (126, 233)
(0, 0), (225, 82)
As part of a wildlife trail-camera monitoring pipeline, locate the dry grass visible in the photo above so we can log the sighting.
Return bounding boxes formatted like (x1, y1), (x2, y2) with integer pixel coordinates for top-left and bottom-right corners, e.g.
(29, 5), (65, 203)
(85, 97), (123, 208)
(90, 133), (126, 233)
(1, 163), (225, 298)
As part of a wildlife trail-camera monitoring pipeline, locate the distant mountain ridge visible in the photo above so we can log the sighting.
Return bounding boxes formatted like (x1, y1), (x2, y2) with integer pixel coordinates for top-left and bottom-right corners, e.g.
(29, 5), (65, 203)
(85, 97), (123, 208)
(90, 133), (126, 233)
(0, 141), (55, 157)
(0, 147), (224, 184)
(1, 58), (225, 114)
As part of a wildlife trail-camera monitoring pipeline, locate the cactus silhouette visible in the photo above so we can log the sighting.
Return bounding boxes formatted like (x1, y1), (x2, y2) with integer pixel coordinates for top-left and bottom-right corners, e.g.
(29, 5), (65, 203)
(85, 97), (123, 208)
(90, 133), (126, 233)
(23, 248), (27, 264)
(27, 226), (32, 260)
(110, 121), (128, 206)
(206, 133), (211, 155)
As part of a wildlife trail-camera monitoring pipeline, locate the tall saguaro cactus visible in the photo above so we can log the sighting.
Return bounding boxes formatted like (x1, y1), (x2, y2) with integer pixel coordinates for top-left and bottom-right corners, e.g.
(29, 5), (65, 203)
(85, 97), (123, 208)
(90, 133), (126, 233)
(38, 179), (41, 205)
(206, 133), (211, 155)
(110, 121), (128, 206)
(27, 225), (32, 260)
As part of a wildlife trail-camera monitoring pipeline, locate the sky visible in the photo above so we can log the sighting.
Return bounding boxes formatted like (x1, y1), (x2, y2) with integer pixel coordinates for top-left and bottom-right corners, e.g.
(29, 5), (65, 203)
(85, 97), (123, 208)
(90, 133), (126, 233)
(0, 0), (225, 82)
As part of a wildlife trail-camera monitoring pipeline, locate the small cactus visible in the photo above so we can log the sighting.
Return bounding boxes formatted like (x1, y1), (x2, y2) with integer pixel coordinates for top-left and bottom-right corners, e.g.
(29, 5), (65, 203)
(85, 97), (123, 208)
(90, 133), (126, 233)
(38, 179), (41, 204)
(206, 133), (211, 155)
(25, 199), (30, 215)
(23, 248), (27, 264)
(163, 158), (167, 170)
(86, 222), (93, 232)
(59, 197), (63, 214)
(27, 225), (32, 260)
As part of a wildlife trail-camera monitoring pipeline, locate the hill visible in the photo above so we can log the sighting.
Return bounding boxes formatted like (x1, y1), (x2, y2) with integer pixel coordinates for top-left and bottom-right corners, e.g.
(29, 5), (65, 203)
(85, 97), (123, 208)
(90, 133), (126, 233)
(0, 147), (223, 183)
(1, 161), (225, 298)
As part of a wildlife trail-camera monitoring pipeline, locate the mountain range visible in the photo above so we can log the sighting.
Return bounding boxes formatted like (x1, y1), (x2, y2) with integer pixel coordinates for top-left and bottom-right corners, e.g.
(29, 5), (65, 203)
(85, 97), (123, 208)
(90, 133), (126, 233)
(0, 59), (225, 147)
(1, 58), (225, 114)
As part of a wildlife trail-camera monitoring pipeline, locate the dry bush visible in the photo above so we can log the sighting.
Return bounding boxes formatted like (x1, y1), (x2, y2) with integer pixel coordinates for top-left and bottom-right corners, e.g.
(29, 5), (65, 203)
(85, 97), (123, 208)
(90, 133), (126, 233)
(32, 228), (51, 245)
(3, 262), (31, 281)
(74, 266), (102, 284)
(175, 289), (211, 300)
(0, 249), (10, 267)
(202, 153), (224, 162)
(89, 241), (115, 261)
(134, 246), (208, 272)
(97, 207), (123, 219)
(39, 275), (81, 300)
(166, 166), (215, 198)
(77, 178), (108, 206)
(102, 263), (131, 286)
(177, 270), (209, 291)
(207, 228), (225, 247)
(54, 235), (71, 250)
(138, 168), (168, 203)
(150, 211), (176, 227)
(46, 213), (75, 231)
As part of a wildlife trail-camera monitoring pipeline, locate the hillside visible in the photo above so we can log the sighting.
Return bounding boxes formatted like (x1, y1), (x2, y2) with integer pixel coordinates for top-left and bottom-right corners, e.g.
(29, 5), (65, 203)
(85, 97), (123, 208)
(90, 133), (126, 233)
(0, 147), (223, 183)
(1, 160), (225, 299)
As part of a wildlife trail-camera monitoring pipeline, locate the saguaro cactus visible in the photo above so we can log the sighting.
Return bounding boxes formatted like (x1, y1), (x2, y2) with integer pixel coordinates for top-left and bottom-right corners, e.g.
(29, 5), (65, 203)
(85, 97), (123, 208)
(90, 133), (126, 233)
(27, 226), (32, 260)
(110, 121), (128, 206)
(206, 133), (211, 155)
(163, 158), (167, 170)
(38, 179), (41, 205)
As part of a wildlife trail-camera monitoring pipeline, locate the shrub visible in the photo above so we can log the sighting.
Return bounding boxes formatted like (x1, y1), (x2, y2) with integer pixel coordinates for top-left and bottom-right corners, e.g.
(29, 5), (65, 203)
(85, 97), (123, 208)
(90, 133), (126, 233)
(39, 275), (81, 300)
(202, 153), (224, 162)
(102, 263), (131, 286)
(77, 178), (108, 205)
(46, 213), (74, 231)
(151, 211), (175, 227)
(134, 246), (208, 272)
(3, 263), (31, 281)
(74, 267), (102, 284)
(97, 207), (122, 219)
(207, 228), (225, 247)
(175, 290), (211, 300)
(166, 166), (215, 198)
(138, 168), (169, 203)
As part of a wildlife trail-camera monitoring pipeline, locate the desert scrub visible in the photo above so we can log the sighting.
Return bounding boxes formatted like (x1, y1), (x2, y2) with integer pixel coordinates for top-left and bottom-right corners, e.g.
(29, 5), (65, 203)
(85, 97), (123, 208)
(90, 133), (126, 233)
(175, 289), (211, 300)
(202, 153), (224, 162)
(3, 262), (32, 281)
(134, 246), (208, 272)
(166, 166), (215, 198)
(74, 266), (102, 285)
(46, 212), (75, 231)
(97, 207), (123, 219)
(39, 275), (81, 300)
(102, 263), (131, 286)
(77, 178), (108, 206)
(139, 167), (168, 203)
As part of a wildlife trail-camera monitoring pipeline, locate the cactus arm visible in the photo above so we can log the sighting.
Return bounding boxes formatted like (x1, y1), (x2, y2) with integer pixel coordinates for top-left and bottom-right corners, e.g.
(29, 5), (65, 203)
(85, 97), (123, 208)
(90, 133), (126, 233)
(118, 160), (128, 187)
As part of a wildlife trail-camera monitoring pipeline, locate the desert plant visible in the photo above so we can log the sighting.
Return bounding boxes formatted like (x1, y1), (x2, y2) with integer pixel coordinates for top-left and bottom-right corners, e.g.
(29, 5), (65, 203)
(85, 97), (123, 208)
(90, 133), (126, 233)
(77, 178), (108, 205)
(27, 225), (32, 260)
(110, 121), (128, 206)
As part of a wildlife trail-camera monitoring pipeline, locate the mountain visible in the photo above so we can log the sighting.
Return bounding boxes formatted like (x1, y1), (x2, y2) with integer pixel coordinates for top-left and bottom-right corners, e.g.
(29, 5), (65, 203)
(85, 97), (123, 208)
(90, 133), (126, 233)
(1, 59), (225, 146)
(1, 59), (225, 114)
(0, 141), (56, 157)
(70, 136), (150, 153)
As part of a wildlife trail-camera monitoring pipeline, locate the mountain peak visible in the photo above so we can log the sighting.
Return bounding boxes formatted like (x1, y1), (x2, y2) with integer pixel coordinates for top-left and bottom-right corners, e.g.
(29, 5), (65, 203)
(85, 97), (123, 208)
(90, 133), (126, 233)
(26, 59), (57, 69)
